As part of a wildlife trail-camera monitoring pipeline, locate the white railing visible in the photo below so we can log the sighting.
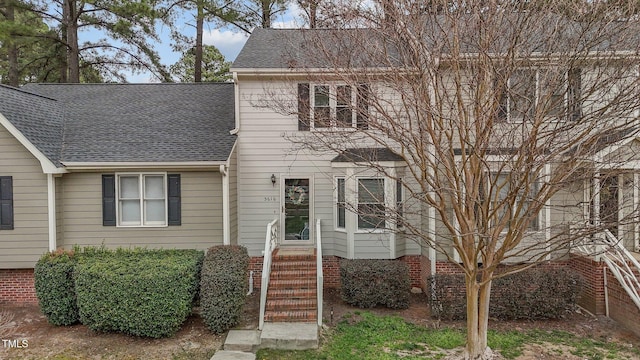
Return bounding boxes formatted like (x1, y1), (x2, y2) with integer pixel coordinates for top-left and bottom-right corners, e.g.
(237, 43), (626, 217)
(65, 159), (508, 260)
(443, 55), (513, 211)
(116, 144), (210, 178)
(575, 229), (640, 312)
(316, 218), (323, 327)
(259, 218), (278, 330)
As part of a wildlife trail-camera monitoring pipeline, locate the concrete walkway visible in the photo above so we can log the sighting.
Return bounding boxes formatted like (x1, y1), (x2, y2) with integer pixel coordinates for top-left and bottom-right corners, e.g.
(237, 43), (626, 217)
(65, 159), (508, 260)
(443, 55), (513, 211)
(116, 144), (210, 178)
(210, 323), (318, 360)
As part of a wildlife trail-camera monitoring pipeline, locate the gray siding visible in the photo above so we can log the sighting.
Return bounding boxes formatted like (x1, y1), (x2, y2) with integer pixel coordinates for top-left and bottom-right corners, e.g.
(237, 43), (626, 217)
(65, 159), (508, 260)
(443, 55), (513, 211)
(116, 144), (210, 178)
(0, 124), (49, 268)
(60, 171), (223, 250)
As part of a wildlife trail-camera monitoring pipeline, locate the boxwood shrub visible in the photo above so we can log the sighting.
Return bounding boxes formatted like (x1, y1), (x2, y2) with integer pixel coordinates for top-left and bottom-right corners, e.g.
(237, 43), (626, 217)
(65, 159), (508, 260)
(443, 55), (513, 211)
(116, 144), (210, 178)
(200, 245), (249, 333)
(428, 267), (584, 320)
(34, 249), (79, 326)
(74, 249), (203, 338)
(340, 259), (410, 309)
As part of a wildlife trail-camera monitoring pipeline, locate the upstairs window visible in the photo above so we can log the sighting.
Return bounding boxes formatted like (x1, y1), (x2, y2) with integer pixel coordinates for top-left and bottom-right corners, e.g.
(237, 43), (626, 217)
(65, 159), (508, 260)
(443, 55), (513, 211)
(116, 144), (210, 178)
(499, 68), (581, 122)
(298, 83), (370, 130)
(313, 84), (355, 128)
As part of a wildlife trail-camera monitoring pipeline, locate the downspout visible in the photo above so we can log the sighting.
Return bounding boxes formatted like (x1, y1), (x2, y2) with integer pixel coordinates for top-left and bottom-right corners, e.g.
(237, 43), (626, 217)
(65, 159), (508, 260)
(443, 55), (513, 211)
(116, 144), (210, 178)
(230, 72), (240, 135)
(220, 164), (230, 246)
(47, 173), (57, 251)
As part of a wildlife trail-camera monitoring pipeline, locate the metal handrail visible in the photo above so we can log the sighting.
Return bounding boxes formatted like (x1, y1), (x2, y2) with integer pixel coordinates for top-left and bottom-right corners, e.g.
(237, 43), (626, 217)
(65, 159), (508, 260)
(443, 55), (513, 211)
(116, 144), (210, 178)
(316, 218), (323, 327)
(259, 218), (278, 330)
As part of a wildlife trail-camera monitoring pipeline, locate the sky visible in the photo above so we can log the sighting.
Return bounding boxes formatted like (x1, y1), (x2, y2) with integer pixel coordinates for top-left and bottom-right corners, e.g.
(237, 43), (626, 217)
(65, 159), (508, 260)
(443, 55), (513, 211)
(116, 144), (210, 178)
(118, 3), (305, 82)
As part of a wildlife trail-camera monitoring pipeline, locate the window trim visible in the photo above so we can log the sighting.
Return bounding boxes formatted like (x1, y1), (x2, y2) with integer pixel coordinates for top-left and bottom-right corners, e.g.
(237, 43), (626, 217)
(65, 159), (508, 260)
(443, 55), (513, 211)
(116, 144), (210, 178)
(500, 67), (581, 123)
(310, 83), (357, 129)
(115, 172), (168, 228)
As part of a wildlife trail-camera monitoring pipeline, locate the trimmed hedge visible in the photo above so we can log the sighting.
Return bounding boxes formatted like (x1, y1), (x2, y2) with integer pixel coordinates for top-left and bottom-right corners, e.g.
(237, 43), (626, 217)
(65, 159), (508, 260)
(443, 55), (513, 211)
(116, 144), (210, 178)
(428, 267), (584, 320)
(74, 249), (203, 338)
(200, 245), (249, 333)
(34, 250), (79, 326)
(340, 259), (410, 309)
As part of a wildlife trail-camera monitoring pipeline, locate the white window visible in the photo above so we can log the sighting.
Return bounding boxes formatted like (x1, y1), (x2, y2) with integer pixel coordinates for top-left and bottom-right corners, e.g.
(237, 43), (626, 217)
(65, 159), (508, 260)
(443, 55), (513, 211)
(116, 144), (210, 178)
(117, 173), (167, 227)
(499, 68), (581, 122)
(336, 177), (346, 229)
(489, 172), (539, 231)
(358, 178), (386, 229)
(312, 84), (356, 128)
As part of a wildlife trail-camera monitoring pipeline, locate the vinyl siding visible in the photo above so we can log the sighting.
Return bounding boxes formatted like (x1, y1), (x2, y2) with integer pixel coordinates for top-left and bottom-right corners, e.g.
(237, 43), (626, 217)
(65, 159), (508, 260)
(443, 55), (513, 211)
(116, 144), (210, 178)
(237, 80), (393, 258)
(60, 171), (223, 250)
(0, 124), (49, 268)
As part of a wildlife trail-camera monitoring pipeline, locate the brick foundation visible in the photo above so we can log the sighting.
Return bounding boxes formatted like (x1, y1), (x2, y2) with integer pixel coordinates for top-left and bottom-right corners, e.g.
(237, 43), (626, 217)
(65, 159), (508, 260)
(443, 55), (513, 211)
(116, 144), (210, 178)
(606, 266), (640, 336)
(568, 254), (606, 315)
(0, 269), (38, 304)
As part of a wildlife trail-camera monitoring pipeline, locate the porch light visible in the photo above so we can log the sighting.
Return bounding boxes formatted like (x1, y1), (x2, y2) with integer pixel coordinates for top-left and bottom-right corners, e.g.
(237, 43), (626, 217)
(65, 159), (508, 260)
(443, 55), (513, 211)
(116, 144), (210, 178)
(271, 174), (276, 186)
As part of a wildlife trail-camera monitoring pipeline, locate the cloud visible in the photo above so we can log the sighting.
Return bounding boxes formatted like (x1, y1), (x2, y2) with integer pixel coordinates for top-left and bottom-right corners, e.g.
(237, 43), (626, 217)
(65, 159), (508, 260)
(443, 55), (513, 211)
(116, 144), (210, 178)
(202, 29), (250, 61)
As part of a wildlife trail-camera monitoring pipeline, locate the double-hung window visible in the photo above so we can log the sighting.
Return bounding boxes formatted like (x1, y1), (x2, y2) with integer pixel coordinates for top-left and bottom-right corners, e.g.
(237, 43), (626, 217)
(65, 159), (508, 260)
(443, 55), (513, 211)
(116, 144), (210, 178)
(499, 68), (581, 122)
(118, 174), (167, 227)
(357, 178), (386, 230)
(312, 84), (356, 128)
(489, 172), (539, 231)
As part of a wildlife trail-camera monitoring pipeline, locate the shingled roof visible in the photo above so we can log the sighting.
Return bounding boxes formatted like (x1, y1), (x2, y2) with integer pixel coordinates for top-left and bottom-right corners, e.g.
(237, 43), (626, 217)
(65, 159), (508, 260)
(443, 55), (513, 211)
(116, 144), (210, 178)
(0, 84), (64, 167)
(18, 83), (236, 164)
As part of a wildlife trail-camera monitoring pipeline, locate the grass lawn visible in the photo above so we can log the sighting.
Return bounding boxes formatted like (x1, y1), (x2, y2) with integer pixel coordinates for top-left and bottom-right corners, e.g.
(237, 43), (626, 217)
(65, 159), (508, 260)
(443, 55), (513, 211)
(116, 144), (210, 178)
(256, 311), (640, 360)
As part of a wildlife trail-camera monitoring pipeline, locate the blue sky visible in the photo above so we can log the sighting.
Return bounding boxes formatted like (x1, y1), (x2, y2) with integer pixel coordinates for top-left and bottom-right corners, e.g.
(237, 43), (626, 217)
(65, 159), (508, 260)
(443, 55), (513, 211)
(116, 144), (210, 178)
(115, 4), (305, 82)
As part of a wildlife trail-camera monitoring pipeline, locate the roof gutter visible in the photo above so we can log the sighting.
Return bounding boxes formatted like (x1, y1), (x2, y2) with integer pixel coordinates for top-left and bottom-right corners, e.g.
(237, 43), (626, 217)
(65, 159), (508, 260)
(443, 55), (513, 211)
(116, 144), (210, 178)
(61, 161), (226, 171)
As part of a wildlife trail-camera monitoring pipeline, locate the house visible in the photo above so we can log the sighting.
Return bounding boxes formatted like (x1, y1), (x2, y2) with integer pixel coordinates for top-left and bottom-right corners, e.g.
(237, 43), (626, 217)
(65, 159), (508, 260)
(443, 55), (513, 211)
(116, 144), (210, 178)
(2, 22), (640, 335)
(0, 83), (237, 302)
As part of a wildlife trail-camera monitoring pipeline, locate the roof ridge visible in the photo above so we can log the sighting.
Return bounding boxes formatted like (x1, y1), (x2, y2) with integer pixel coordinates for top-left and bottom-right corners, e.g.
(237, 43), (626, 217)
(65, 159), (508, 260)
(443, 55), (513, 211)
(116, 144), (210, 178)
(0, 83), (59, 102)
(28, 82), (234, 86)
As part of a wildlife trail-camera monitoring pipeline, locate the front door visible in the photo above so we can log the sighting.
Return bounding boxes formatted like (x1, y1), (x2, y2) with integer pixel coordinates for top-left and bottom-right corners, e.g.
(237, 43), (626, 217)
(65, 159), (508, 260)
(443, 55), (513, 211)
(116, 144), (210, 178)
(282, 178), (312, 244)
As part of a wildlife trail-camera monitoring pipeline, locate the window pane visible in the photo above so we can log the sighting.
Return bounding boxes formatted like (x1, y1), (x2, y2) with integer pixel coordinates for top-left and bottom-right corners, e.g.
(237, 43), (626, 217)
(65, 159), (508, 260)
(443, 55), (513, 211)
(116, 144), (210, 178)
(539, 71), (565, 117)
(145, 175), (164, 199)
(314, 85), (329, 106)
(358, 179), (384, 203)
(336, 86), (352, 127)
(338, 205), (346, 228)
(358, 204), (385, 229)
(314, 107), (331, 127)
(510, 69), (536, 120)
(145, 199), (166, 223)
(121, 199), (141, 223)
(120, 176), (139, 199)
(337, 178), (345, 202)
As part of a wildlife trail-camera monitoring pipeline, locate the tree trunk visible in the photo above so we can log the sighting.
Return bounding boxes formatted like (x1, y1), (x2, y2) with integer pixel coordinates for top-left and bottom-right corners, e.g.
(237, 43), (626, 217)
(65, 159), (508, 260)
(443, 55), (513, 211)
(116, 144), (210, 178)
(261, 0), (271, 28)
(64, 0), (80, 83)
(464, 273), (492, 359)
(4, 0), (19, 87)
(194, 0), (204, 82)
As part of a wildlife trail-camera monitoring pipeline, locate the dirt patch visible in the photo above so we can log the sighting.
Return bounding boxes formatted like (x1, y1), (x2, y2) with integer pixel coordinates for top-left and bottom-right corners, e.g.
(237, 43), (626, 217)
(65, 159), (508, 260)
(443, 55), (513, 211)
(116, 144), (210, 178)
(1, 290), (640, 359)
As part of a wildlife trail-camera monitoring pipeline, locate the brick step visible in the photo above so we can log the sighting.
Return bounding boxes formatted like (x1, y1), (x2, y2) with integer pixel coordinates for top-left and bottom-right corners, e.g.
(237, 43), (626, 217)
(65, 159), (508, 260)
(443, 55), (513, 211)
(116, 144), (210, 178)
(272, 250), (316, 261)
(266, 298), (317, 311)
(267, 288), (316, 300)
(269, 278), (316, 290)
(270, 269), (317, 280)
(264, 310), (317, 322)
(271, 260), (316, 271)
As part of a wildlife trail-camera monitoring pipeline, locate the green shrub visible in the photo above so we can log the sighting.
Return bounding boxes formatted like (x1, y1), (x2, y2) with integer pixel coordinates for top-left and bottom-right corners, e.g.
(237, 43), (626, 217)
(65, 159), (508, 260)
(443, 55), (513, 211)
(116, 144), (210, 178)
(34, 250), (79, 326)
(75, 249), (203, 338)
(340, 259), (410, 309)
(428, 267), (584, 321)
(200, 245), (249, 333)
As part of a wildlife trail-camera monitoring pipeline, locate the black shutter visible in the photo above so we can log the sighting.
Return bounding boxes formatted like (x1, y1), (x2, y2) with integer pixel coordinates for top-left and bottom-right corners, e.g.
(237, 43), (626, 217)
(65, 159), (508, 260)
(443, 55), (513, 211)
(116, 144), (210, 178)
(102, 175), (116, 226)
(298, 83), (310, 131)
(357, 83), (370, 129)
(0, 177), (13, 230)
(168, 174), (181, 226)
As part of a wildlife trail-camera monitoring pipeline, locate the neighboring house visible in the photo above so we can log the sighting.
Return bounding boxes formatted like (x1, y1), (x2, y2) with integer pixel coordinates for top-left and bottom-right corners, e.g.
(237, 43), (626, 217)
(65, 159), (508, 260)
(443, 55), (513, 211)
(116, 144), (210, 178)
(0, 83), (237, 302)
(1, 25), (640, 335)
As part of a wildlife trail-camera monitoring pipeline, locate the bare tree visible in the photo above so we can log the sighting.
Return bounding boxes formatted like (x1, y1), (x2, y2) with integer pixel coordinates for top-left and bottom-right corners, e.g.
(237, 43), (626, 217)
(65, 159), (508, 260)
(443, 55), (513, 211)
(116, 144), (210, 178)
(260, 0), (640, 358)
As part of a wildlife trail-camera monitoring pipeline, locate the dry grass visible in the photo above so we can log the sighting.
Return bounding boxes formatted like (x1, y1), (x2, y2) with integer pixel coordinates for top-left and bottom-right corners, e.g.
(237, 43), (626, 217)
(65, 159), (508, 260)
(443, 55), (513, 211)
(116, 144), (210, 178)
(0, 310), (16, 338)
